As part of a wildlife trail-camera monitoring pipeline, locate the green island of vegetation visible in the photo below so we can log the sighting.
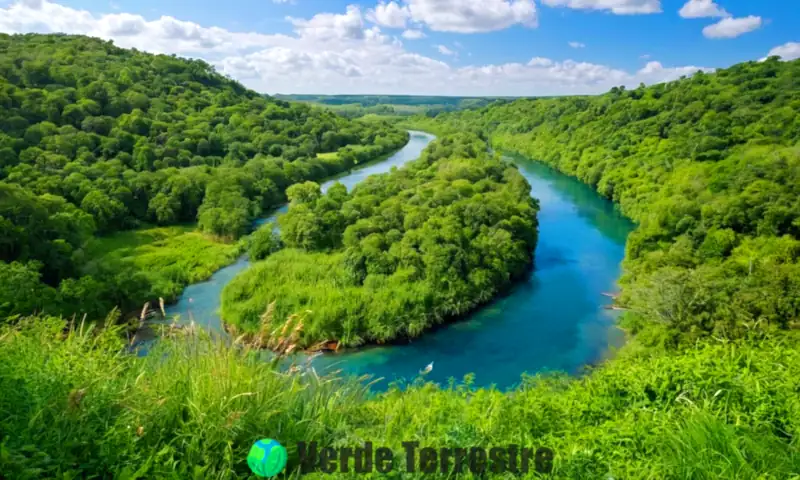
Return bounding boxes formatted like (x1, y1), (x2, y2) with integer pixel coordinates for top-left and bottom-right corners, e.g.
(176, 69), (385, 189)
(0, 34), (407, 319)
(1, 32), (800, 479)
(221, 133), (538, 347)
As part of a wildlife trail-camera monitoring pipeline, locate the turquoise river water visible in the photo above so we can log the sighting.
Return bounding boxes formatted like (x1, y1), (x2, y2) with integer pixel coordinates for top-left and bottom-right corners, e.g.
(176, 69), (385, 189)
(164, 130), (633, 390)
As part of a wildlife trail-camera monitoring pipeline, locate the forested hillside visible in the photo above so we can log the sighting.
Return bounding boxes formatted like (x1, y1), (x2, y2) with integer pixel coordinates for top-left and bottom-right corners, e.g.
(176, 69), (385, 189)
(409, 57), (800, 347)
(221, 133), (538, 347)
(0, 34), (407, 319)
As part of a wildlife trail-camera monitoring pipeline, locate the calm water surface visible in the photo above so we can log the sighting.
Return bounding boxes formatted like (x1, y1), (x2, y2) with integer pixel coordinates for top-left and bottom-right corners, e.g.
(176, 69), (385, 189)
(165, 133), (633, 390)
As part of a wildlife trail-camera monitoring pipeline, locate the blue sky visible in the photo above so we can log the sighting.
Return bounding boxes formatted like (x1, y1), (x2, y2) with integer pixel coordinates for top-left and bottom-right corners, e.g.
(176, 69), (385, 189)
(1, 0), (797, 95)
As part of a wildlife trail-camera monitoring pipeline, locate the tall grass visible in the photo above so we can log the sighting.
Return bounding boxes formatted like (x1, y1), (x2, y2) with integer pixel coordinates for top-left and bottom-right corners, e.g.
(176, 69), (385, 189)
(85, 225), (245, 303)
(1, 317), (799, 478)
(663, 413), (800, 479)
(0, 318), (368, 479)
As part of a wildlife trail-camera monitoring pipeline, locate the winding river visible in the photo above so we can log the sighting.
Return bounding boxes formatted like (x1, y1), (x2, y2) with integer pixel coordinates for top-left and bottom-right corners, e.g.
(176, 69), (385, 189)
(165, 130), (633, 390)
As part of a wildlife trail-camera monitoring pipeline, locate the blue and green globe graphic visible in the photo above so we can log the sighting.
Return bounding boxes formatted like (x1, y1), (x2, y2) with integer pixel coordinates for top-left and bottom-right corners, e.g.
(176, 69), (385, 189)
(247, 439), (287, 477)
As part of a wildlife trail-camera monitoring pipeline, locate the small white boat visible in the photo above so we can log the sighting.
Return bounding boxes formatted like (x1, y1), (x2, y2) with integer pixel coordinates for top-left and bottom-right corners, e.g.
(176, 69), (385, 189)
(420, 361), (434, 374)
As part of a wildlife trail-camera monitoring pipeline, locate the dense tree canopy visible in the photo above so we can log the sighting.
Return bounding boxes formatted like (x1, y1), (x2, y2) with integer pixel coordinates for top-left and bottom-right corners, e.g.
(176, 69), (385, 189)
(0, 33), (407, 318)
(221, 133), (539, 347)
(410, 57), (800, 346)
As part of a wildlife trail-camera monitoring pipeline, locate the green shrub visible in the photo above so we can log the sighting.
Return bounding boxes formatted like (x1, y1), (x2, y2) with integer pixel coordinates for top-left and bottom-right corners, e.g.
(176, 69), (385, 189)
(221, 134), (538, 347)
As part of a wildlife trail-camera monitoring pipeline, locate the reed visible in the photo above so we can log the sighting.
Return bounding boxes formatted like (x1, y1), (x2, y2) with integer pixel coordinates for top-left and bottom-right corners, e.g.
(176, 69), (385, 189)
(1, 316), (798, 479)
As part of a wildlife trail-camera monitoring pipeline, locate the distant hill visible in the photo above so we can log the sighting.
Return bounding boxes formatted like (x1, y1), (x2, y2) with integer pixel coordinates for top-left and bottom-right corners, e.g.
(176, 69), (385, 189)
(274, 94), (517, 118)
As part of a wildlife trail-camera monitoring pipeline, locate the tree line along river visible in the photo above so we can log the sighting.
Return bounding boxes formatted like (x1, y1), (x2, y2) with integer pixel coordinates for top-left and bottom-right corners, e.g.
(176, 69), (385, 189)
(161, 131), (633, 390)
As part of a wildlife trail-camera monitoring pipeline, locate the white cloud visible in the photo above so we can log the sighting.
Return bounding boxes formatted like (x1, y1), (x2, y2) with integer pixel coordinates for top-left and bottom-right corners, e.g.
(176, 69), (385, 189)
(0, 0), (290, 54)
(541, 0), (661, 15)
(702, 15), (762, 39)
(454, 57), (708, 93)
(764, 42), (800, 61)
(568, 41), (585, 48)
(288, 5), (367, 40)
(0, 0), (710, 96)
(636, 60), (706, 80)
(437, 44), (456, 55)
(678, 0), (728, 18)
(364, 0), (538, 33)
(367, 1), (409, 28)
(401, 28), (425, 39)
(233, 52), (710, 96)
(528, 57), (553, 66)
(404, 0), (538, 33)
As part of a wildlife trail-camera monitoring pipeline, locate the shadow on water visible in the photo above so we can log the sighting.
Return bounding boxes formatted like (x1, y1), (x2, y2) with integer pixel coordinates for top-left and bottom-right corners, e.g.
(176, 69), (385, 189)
(156, 133), (634, 391)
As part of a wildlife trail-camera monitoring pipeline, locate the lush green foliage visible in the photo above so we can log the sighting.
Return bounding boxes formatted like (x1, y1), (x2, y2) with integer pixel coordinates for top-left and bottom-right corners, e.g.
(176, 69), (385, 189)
(411, 57), (800, 347)
(87, 226), (244, 301)
(3, 42), (800, 480)
(0, 33), (407, 316)
(248, 222), (282, 261)
(2, 317), (799, 479)
(1, 225), (243, 319)
(221, 133), (538, 347)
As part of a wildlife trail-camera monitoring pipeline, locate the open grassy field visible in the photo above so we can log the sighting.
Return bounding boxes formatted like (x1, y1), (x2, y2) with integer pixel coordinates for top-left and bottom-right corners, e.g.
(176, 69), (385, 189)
(84, 225), (245, 303)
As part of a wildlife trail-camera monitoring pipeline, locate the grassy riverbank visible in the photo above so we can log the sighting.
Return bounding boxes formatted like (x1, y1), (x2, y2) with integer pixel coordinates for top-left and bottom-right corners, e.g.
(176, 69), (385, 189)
(70, 136), (415, 321)
(84, 225), (245, 304)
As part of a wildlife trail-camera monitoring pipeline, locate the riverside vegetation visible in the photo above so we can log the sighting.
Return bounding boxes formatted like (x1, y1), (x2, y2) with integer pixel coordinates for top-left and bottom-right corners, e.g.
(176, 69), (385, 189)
(221, 133), (538, 347)
(0, 34), (407, 318)
(406, 56), (800, 348)
(1, 36), (800, 478)
(2, 316), (798, 478)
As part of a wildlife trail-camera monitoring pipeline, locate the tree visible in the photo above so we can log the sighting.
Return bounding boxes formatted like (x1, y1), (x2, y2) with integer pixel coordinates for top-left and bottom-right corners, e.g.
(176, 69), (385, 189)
(249, 223), (282, 261)
(0, 33), (408, 317)
(286, 181), (321, 205)
(80, 190), (126, 232)
(0, 261), (58, 317)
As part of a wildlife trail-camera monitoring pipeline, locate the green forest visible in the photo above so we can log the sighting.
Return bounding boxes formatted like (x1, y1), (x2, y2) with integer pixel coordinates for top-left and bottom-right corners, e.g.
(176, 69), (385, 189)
(221, 133), (538, 347)
(2, 32), (800, 479)
(406, 57), (800, 347)
(276, 94), (507, 119)
(0, 34), (407, 318)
